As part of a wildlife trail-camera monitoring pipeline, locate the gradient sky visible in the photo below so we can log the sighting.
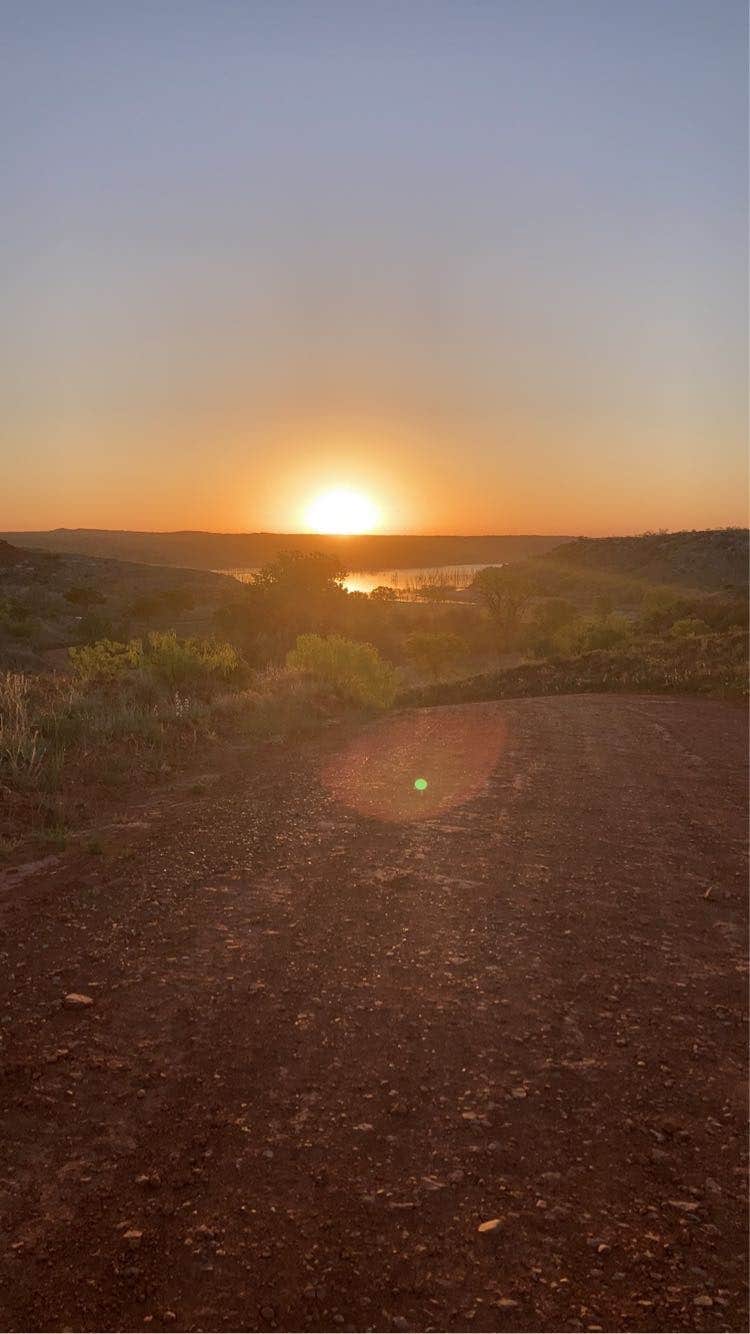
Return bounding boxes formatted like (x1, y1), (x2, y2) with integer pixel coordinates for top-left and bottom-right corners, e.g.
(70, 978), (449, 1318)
(2, 0), (747, 535)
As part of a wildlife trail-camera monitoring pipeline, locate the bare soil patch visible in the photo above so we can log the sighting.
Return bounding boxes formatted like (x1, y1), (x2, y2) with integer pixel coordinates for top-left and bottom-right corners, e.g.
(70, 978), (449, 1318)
(0, 696), (747, 1332)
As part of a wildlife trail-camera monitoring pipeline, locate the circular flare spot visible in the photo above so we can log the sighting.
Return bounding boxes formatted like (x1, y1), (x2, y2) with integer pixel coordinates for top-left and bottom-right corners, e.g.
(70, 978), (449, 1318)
(414, 778), (428, 791)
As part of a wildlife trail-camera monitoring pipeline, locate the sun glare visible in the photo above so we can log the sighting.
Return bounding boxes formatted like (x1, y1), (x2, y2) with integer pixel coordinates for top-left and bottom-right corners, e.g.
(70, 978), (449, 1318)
(305, 487), (380, 535)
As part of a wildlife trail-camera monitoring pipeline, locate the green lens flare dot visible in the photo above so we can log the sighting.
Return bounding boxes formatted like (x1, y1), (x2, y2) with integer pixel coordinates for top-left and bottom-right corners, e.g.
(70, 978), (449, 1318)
(414, 777), (428, 791)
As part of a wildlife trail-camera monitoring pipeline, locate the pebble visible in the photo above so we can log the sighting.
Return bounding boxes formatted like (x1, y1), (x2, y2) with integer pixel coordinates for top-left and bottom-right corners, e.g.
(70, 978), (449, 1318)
(260, 1306), (275, 1321)
(477, 1218), (503, 1234)
(693, 1296), (714, 1308)
(64, 993), (94, 1009)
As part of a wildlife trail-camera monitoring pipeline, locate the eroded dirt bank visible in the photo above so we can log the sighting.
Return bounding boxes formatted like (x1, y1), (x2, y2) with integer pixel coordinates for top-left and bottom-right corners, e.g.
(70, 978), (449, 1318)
(1, 695), (747, 1333)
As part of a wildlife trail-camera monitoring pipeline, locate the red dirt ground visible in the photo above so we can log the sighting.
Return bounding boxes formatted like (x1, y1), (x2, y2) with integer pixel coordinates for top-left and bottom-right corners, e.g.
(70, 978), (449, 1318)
(0, 695), (747, 1333)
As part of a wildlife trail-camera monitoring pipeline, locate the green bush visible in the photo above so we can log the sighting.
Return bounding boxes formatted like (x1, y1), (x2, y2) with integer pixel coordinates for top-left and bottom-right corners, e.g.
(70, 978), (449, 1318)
(69, 632), (242, 688)
(69, 639), (140, 683)
(671, 617), (710, 639)
(141, 631), (242, 687)
(287, 633), (396, 708)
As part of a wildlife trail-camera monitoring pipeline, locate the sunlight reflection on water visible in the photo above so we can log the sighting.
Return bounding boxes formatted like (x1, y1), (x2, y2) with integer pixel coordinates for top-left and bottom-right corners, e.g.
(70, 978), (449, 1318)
(217, 563), (495, 596)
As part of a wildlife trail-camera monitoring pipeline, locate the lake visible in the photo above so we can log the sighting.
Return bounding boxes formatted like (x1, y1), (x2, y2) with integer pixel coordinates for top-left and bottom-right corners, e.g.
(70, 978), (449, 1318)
(216, 562), (499, 596)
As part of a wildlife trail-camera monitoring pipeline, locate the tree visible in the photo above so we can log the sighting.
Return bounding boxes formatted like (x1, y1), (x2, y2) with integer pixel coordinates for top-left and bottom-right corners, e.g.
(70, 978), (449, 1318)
(253, 550), (346, 599)
(223, 551), (349, 661)
(473, 566), (533, 651)
(405, 630), (467, 680)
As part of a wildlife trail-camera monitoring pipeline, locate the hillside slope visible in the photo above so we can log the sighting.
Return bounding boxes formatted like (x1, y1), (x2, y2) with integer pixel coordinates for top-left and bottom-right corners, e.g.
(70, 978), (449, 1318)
(0, 540), (237, 670)
(0, 529), (568, 571)
(546, 528), (748, 590)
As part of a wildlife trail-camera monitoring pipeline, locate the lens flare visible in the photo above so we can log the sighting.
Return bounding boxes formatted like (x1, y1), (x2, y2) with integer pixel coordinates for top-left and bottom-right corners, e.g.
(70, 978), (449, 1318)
(322, 705), (507, 823)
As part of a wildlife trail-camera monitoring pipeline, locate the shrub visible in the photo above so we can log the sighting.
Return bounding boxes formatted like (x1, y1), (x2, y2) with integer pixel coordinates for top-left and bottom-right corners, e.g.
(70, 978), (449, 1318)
(64, 586), (106, 607)
(639, 586), (689, 632)
(287, 633), (396, 708)
(404, 630), (468, 679)
(69, 632), (243, 689)
(76, 611), (117, 643)
(556, 613), (632, 655)
(69, 639), (141, 683)
(671, 617), (710, 639)
(141, 631), (242, 688)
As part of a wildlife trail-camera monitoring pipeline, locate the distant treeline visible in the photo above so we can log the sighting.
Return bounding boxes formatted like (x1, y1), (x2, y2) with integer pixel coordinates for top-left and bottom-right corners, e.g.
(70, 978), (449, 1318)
(0, 529), (569, 572)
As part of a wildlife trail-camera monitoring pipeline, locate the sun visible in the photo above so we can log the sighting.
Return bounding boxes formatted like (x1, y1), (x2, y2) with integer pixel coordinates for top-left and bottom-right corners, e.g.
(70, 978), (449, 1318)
(305, 487), (380, 535)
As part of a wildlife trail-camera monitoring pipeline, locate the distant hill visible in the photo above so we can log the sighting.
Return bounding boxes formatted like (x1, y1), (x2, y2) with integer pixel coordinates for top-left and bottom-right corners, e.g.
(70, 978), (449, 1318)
(0, 529), (569, 571)
(544, 529), (749, 591)
(0, 538), (237, 671)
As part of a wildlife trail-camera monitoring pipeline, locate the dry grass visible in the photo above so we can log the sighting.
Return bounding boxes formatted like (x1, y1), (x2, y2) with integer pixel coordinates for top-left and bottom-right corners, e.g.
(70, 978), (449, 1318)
(0, 652), (353, 854)
(0, 671), (44, 779)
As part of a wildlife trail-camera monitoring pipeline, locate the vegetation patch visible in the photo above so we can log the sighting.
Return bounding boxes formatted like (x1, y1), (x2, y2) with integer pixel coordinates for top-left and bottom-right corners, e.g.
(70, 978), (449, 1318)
(397, 631), (748, 707)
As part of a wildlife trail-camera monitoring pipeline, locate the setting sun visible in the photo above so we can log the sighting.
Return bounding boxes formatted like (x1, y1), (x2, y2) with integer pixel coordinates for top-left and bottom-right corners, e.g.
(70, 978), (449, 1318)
(305, 487), (380, 535)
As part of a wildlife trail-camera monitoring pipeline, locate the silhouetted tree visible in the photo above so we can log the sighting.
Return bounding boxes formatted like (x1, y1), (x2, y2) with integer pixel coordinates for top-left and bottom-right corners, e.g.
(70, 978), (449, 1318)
(473, 566), (533, 651)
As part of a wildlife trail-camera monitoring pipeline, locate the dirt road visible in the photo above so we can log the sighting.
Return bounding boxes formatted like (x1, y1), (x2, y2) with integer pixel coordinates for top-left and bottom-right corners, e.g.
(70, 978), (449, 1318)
(1, 695), (747, 1333)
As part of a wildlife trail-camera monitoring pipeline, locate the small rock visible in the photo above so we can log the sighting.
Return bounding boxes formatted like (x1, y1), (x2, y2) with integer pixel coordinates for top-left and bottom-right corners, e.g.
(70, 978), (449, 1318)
(260, 1306), (275, 1322)
(477, 1218), (503, 1234)
(495, 1298), (519, 1309)
(135, 1173), (160, 1189)
(64, 993), (94, 1009)
(510, 1087), (527, 1099)
(668, 1199), (699, 1213)
(122, 1229), (143, 1246)
(693, 1296), (714, 1309)
(394, 1319), (410, 1331)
